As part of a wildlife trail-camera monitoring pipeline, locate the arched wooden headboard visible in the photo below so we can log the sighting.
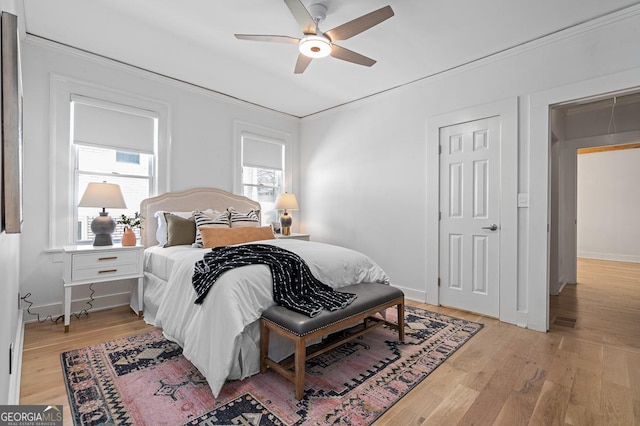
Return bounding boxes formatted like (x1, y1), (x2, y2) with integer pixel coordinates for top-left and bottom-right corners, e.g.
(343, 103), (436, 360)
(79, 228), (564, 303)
(139, 188), (261, 247)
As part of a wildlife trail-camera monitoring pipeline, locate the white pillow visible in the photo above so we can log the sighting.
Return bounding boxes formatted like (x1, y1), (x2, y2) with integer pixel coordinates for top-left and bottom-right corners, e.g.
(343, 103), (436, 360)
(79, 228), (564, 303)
(155, 210), (194, 246)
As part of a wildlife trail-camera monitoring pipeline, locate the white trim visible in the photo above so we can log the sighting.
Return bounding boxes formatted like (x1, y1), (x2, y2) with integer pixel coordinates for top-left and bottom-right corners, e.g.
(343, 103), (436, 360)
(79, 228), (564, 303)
(21, 291), (133, 324)
(24, 6), (640, 120)
(49, 74), (171, 249)
(303, 4), (640, 119)
(393, 285), (426, 304)
(529, 68), (640, 332)
(8, 309), (23, 405)
(577, 252), (640, 263)
(426, 97), (519, 325)
(25, 35), (299, 119)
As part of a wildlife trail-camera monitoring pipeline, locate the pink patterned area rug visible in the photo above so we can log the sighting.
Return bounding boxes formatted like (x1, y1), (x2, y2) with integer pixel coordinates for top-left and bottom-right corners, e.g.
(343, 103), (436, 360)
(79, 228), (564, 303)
(61, 305), (482, 425)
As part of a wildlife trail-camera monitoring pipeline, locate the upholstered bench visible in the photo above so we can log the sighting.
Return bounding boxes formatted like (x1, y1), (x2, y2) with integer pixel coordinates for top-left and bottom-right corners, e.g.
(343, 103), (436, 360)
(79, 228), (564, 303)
(259, 282), (405, 400)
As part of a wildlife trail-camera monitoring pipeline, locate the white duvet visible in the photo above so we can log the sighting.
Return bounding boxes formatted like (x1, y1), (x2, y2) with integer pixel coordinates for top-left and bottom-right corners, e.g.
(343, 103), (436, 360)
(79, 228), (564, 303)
(148, 238), (390, 397)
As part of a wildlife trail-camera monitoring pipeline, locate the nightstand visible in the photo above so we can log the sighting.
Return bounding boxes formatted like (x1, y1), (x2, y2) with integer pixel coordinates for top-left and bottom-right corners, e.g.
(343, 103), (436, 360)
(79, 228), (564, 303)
(63, 244), (144, 332)
(274, 233), (310, 241)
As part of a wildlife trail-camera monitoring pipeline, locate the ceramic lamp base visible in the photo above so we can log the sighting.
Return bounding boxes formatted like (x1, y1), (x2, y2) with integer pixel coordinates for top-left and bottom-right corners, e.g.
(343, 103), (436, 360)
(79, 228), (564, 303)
(91, 211), (116, 246)
(280, 212), (292, 236)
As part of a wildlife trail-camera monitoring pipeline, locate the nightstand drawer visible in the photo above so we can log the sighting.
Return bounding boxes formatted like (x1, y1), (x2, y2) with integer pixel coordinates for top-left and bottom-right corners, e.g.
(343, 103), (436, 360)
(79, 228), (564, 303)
(63, 244), (145, 332)
(72, 261), (140, 282)
(71, 250), (139, 268)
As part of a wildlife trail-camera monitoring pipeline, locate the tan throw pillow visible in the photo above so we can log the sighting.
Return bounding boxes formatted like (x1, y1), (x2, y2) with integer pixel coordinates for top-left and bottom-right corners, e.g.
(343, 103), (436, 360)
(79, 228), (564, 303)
(164, 213), (196, 247)
(200, 226), (275, 248)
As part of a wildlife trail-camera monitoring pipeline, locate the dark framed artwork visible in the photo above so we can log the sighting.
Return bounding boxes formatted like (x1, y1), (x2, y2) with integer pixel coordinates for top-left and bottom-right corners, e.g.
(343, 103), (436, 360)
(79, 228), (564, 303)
(2, 12), (23, 233)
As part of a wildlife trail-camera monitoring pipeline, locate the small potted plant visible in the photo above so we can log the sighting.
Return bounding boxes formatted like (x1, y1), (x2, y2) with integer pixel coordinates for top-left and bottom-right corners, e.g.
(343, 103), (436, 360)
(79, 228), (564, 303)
(117, 212), (143, 246)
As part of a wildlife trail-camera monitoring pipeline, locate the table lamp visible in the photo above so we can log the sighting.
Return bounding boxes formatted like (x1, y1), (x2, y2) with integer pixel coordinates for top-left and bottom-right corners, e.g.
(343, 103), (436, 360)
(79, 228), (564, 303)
(274, 192), (299, 236)
(78, 182), (127, 246)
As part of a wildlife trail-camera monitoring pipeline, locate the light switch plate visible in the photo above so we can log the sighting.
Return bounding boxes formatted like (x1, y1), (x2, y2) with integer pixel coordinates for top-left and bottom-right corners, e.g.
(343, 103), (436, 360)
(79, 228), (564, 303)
(518, 193), (529, 208)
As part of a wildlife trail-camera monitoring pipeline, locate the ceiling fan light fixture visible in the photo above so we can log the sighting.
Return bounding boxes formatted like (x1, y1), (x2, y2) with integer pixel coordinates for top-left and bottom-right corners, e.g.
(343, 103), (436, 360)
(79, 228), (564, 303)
(298, 35), (331, 58)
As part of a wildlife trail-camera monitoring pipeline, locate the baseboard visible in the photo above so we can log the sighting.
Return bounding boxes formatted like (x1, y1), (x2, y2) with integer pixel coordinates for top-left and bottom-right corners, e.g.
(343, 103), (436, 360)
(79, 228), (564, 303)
(22, 292), (132, 324)
(8, 309), (24, 404)
(393, 285), (426, 305)
(577, 252), (640, 263)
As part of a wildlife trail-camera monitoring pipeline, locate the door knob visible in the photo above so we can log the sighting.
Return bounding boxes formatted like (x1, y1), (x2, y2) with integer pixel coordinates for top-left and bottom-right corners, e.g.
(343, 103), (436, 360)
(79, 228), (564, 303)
(481, 224), (498, 231)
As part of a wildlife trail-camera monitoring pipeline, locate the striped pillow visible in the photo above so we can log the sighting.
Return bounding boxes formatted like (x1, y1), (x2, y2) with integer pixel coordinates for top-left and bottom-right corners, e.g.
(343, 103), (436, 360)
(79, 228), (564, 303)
(228, 207), (260, 228)
(193, 210), (230, 247)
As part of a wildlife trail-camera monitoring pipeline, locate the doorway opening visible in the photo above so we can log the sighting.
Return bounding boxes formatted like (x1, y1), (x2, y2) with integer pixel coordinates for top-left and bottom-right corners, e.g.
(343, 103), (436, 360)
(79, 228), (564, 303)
(549, 90), (640, 323)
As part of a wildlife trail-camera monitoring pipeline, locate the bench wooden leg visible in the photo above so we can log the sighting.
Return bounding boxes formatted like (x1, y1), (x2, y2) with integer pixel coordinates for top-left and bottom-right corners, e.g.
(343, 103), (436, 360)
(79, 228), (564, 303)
(397, 301), (405, 342)
(260, 319), (270, 374)
(294, 337), (306, 400)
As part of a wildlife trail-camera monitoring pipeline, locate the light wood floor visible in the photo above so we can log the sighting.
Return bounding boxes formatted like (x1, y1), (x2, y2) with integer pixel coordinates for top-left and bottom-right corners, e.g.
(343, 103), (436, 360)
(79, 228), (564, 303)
(20, 258), (639, 425)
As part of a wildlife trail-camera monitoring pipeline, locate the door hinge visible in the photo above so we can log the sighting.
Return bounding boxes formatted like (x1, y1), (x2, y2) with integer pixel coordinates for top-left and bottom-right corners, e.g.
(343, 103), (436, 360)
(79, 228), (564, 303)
(439, 212), (442, 221)
(438, 145), (442, 154)
(438, 277), (441, 287)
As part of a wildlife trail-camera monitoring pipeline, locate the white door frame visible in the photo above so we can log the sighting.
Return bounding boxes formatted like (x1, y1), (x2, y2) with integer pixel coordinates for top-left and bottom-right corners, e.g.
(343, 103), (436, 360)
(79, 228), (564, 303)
(529, 67), (640, 331)
(426, 97), (519, 325)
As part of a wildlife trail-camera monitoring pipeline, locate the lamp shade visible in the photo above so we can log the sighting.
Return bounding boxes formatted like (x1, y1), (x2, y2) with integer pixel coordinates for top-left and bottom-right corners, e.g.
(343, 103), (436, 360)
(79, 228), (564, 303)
(274, 193), (299, 211)
(78, 182), (127, 209)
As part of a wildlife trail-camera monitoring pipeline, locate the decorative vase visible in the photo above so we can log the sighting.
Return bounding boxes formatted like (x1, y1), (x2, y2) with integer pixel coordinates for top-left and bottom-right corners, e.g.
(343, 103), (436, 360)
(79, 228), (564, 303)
(122, 227), (136, 246)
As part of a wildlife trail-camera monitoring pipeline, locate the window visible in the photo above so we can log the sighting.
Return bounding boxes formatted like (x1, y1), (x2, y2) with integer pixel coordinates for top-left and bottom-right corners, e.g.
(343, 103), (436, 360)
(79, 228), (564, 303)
(71, 98), (156, 244)
(50, 77), (169, 249)
(241, 135), (285, 225)
(75, 145), (152, 243)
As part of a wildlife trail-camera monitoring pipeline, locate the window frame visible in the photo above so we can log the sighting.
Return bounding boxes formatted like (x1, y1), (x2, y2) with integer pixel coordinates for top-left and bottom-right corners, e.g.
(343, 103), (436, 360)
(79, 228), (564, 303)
(50, 74), (170, 248)
(233, 121), (295, 225)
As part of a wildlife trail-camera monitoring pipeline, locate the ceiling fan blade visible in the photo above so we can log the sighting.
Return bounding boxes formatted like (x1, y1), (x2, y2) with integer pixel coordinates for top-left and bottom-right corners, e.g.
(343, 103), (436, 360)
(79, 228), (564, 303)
(294, 53), (313, 74)
(234, 34), (300, 44)
(325, 5), (394, 41)
(284, 0), (317, 35)
(330, 44), (376, 67)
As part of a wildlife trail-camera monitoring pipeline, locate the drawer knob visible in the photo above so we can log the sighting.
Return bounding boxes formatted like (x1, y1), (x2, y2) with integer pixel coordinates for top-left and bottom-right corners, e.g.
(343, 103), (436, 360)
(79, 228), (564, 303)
(98, 256), (118, 261)
(98, 269), (118, 274)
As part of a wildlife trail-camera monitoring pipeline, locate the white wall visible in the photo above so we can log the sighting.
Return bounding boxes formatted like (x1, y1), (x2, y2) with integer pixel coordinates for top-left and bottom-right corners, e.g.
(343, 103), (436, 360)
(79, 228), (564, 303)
(20, 38), (299, 319)
(299, 7), (640, 330)
(577, 148), (640, 262)
(0, 232), (20, 404)
(0, 0), (23, 405)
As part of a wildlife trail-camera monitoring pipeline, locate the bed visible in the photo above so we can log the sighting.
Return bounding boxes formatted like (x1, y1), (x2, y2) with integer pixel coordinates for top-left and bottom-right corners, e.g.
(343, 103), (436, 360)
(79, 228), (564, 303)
(139, 188), (392, 397)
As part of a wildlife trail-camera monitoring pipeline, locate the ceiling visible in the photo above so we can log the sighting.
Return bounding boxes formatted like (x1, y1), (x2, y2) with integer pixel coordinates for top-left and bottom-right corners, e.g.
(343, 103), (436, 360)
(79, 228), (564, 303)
(21, 0), (640, 117)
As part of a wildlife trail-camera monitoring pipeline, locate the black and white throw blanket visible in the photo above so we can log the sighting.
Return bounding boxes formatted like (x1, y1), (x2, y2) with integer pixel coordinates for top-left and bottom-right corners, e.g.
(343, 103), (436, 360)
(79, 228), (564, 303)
(192, 244), (357, 317)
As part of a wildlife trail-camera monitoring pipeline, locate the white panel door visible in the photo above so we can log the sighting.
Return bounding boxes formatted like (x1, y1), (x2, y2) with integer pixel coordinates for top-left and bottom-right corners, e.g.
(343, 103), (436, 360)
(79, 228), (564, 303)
(439, 117), (501, 317)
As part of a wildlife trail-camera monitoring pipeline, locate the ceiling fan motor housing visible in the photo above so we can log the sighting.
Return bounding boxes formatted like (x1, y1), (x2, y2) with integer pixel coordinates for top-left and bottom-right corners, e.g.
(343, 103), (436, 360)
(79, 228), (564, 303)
(307, 3), (328, 24)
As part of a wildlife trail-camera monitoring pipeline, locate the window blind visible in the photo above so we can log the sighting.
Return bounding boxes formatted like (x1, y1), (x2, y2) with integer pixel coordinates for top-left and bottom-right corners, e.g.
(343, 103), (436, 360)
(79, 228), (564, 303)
(242, 135), (284, 171)
(73, 101), (155, 154)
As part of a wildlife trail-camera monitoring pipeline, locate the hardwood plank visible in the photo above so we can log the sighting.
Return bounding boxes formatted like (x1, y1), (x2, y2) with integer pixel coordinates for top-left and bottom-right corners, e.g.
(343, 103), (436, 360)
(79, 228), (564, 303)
(422, 383), (479, 425)
(457, 352), (528, 424)
(529, 380), (571, 426)
(565, 402), (604, 426)
(19, 259), (639, 425)
(602, 345), (631, 388)
(601, 380), (635, 425)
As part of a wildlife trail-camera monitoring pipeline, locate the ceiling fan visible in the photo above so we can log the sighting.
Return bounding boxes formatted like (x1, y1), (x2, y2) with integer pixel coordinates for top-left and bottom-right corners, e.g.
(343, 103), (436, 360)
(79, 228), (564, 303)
(234, 0), (394, 74)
